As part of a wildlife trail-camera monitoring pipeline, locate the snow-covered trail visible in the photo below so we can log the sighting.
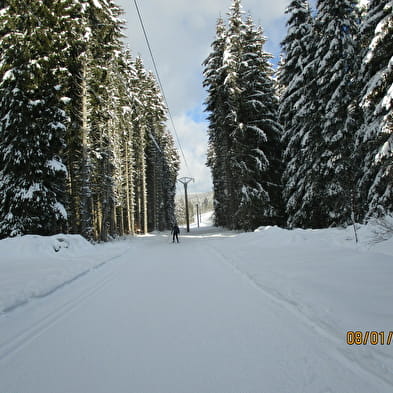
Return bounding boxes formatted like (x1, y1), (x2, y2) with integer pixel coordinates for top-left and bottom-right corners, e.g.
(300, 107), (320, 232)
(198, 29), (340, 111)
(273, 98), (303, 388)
(0, 229), (391, 392)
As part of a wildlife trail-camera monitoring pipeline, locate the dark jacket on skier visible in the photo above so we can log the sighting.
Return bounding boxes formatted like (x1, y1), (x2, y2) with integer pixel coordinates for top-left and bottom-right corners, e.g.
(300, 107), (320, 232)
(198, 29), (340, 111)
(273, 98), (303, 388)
(171, 224), (180, 243)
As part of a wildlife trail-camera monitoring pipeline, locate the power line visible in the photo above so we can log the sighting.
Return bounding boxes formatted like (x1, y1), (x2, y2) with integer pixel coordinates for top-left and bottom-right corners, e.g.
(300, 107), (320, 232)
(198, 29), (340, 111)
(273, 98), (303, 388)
(132, 0), (190, 173)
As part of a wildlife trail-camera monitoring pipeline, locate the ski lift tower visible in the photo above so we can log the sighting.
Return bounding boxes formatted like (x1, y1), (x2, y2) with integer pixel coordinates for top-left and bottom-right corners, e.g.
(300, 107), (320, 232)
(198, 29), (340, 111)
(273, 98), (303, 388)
(177, 177), (194, 232)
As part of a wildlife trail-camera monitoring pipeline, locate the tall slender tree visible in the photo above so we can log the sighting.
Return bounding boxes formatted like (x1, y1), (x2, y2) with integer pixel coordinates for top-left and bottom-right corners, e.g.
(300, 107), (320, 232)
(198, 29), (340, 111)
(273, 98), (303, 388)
(279, 0), (315, 228)
(234, 18), (283, 229)
(313, 0), (360, 227)
(114, 49), (137, 236)
(0, 0), (76, 237)
(356, 0), (393, 219)
(203, 17), (228, 227)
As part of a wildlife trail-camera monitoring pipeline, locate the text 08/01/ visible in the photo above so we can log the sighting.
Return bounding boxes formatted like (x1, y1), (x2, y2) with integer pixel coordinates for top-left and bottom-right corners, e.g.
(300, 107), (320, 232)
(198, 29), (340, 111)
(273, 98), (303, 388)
(347, 331), (393, 345)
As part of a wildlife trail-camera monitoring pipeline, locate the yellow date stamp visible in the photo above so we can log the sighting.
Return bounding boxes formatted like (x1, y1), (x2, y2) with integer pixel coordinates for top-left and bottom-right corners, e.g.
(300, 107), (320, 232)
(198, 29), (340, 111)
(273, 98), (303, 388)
(346, 331), (393, 345)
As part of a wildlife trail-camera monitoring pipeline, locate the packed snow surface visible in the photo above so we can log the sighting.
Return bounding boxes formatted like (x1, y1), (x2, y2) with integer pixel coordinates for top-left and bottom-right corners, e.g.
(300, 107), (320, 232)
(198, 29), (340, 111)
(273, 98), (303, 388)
(0, 213), (392, 393)
(0, 234), (131, 313)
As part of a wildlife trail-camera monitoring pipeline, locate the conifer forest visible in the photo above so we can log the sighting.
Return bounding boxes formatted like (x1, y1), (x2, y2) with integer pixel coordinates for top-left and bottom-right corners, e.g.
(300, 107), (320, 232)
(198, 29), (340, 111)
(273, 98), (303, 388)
(204, 0), (392, 230)
(0, 0), (179, 240)
(0, 0), (392, 240)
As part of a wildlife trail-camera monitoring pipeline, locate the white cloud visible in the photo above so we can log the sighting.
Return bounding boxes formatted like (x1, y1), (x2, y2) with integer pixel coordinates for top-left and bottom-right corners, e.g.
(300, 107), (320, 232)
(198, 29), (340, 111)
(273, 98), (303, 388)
(172, 114), (213, 194)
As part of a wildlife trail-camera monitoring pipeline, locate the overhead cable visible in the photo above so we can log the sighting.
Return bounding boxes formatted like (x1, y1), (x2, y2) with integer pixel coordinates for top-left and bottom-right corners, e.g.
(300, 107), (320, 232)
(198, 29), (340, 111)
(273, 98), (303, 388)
(132, 0), (190, 173)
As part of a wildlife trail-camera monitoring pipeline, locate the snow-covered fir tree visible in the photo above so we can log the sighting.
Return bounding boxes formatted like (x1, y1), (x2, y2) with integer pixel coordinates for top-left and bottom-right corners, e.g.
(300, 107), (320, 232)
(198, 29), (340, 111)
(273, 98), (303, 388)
(204, 0), (283, 230)
(312, 0), (360, 227)
(282, 0), (361, 228)
(143, 70), (180, 232)
(356, 0), (393, 219)
(113, 49), (137, 236)
(278, 0), (314, 228)
(61, 0), (92, 237)
(234, 17), (284, 229)
(132, 57), (149, 234)
(216, 0), (246, 228)
(203, 17), (228, 227)
(0, 0), (74, 238)
(82, 0), (124, 241)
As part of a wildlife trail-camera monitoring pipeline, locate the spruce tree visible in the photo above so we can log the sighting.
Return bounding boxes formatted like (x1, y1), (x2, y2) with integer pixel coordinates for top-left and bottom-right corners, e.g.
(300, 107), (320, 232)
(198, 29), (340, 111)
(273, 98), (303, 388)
(313, 0), (360, 227)
(132, 57), (150, 234)
(356, 0), (393, 218)
(160, 131), (180, 229)
(86, 0), (124, 241)
(144, 70), (175, 232)
(61, 0), (92, 237)
(0, 0), (75, 237)
(114, 49), (137, 236)
(234, 18), (283, 229)
(220, 0), (249, 228)
(203, 17), (228, 227)
(279, 1), (315, 228)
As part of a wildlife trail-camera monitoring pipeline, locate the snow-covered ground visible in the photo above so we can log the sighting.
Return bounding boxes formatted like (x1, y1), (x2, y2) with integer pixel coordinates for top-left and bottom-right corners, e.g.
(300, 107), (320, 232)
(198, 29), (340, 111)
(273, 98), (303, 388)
(0, 213), (392, 392)
(0, 234), (132, 313)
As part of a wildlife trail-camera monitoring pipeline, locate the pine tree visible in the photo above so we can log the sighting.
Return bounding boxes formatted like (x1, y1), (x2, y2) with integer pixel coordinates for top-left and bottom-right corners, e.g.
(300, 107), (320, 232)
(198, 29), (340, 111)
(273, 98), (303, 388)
(234, 18), (283, 229)
(114, 49), (137, 236)
(132, 57), (150, 234)
(62, 0), (128, 241)
(160, 130), (179, 229)
(86, 0), (124, 241)
(279, 1), (315, 228)
(356, 0), (393, 218)
(220, 0), (247, 228)
(0, 0), (75, 237)
(282, 0), (360, 228)
(204, 0), (283, 230)
(278, 1), (313, 97)
(203, 17), (228, 227)
(314, 0), (360, 227)
(144, 70), (175, 232)
(62, 0), (95, 239)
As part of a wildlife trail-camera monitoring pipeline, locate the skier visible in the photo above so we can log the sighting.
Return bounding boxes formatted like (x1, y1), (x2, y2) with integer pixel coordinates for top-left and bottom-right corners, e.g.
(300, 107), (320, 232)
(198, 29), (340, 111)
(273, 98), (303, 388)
(171, 223), (180, 243)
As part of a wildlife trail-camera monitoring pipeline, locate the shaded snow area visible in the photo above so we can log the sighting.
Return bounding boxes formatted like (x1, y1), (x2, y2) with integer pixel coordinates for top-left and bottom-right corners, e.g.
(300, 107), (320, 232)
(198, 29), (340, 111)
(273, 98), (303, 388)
(0, 214), (393, 393)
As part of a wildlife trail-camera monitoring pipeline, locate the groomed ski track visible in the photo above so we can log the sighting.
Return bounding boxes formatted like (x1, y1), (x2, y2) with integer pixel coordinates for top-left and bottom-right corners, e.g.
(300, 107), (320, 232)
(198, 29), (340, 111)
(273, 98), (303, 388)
(0, 227), (391, 393)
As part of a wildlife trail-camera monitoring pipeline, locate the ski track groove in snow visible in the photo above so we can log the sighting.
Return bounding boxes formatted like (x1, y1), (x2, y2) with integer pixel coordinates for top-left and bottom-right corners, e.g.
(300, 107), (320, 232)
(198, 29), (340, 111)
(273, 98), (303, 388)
(205, 241), (393, 391)
(0, 245), (132, 315)
(0, 254), (126, 364)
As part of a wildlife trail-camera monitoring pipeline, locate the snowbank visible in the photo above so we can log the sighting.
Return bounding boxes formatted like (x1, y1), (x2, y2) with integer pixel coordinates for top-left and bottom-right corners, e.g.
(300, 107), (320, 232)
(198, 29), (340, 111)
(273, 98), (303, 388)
(252, 219), (393, 256)
(206, 220), (393, 386)
(0, 234), (131, 313)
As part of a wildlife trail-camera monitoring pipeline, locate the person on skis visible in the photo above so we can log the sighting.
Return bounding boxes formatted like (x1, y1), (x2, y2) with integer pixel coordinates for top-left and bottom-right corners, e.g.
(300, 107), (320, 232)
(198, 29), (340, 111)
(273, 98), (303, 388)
(171, 223), (180, 243)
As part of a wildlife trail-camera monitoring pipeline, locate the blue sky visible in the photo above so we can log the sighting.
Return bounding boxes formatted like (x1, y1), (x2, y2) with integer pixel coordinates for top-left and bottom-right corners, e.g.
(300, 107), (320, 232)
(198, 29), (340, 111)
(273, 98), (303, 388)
(186, 105), (207, 124)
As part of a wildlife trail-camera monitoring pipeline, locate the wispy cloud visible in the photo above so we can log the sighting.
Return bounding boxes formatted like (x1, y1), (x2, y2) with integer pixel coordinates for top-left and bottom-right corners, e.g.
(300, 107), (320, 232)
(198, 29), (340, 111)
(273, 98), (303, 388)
(173, 114), (212, 193)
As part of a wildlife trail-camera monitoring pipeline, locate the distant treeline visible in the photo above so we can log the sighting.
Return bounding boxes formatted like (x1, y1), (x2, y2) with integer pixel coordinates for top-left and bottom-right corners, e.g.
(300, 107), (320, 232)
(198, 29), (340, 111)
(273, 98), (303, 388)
(175, 192), (214, 225)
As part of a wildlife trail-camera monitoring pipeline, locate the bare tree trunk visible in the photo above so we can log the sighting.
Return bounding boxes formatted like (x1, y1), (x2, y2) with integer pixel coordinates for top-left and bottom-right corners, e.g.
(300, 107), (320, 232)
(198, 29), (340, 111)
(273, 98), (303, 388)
(118, 205), (124, 236)
(80, 62), (93, 239)
(142, 154), (148, 235)
(111, 201), (117, 236)
(124, 139), (134, 235)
